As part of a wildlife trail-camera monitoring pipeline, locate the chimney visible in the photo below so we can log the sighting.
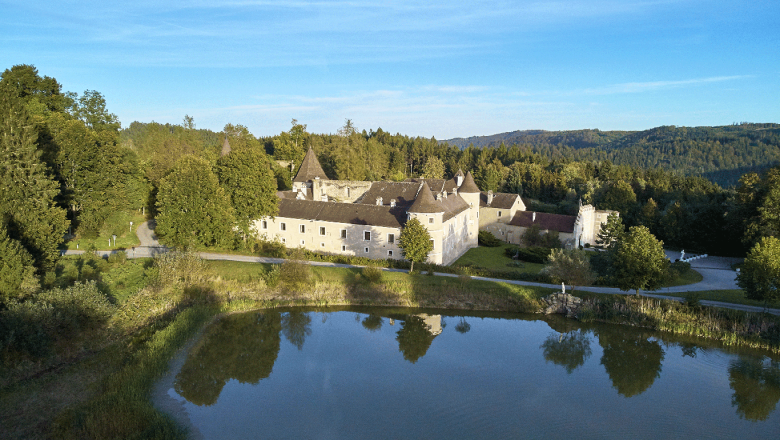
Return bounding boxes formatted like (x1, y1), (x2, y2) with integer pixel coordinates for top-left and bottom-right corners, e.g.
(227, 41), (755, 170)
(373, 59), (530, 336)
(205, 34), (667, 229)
(456, 175), (464, 186)
(442, 191), (447, 199)
(376, 197), (383, 206)
(452, 188), (457, 197)
(487, 190), (494, 205)
(390, 199), (396, 207)
(532, 212), (536, 222)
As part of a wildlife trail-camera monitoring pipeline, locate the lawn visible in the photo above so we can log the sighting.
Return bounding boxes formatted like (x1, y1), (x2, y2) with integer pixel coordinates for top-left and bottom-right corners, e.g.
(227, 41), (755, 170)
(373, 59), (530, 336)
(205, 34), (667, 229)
(690, 289), (778, 308)
(452, 243), (546, 274)
(62, 212), (146, 251)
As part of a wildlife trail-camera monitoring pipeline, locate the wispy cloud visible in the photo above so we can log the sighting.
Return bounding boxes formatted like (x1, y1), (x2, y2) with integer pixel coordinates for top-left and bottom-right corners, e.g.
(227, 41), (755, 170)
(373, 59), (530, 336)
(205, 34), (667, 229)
(580, 75), (752, 95)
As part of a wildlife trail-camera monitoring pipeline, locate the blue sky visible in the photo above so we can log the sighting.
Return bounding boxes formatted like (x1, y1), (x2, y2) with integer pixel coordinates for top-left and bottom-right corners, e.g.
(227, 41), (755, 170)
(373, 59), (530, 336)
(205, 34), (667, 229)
(2, 0), (778, 139)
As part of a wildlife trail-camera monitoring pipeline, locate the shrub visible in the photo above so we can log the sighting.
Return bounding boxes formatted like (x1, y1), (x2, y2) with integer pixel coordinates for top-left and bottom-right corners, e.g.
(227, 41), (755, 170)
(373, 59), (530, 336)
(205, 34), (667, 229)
(279, 249), (313, 290)
(264, 264), (281, 288)
(478, 230), (502, 247)
(153, 249), (208, 287)
(108, 251), (127, 265)
(506, 246), (553, 264)
(362, 265), (383, 284)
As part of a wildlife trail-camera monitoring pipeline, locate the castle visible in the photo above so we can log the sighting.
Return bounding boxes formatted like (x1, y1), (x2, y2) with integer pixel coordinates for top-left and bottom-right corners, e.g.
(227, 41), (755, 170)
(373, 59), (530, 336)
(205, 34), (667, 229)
(252, 148), (613, 265)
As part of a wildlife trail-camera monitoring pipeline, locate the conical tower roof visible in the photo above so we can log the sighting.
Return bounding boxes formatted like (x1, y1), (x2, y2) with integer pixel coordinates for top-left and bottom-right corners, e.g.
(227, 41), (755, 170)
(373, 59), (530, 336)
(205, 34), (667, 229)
(221, 137), (232, 157)
(458, 171), (480, 193)
(293, 147), (328, 182)
(408, 182), (445, 213)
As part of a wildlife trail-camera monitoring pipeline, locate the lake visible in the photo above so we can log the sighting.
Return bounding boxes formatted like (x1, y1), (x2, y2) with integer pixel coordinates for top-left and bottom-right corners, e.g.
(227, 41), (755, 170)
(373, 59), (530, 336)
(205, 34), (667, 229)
(154, 307), (780, 439)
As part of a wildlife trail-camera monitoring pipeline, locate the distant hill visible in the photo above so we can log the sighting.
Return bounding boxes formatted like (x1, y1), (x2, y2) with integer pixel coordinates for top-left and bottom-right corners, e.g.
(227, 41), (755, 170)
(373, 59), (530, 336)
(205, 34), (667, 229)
(443, 124), (780, 186)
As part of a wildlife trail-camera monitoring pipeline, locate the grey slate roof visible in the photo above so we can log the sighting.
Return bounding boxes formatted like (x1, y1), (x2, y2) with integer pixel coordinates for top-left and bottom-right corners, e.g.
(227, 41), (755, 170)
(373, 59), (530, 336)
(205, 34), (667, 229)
(458, 171), (480, 193)
(278, 198), (407, 228)
(408, 182), (444, 213)
(293, 147), (329, 183)
(480, 192), (521, 209)
(356, 181), (421, 207)
(509, 211), (576, 233)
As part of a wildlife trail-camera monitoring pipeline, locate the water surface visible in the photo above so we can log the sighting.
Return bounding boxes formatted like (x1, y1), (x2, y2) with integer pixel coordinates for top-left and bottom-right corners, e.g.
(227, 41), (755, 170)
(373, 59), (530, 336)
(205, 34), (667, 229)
(155, 307), (780, 439)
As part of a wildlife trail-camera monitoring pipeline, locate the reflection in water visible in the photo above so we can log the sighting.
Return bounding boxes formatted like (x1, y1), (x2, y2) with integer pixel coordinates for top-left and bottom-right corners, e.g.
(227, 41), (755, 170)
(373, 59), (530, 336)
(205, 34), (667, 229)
(454, 317), (471, 334)
(729, 357), (780, 421)
(541, 330), (592, 374)
(282, 311), (312, 350)
(598, 328), (665, 397)
(396, 314), (441, 364)
(174, 312), (282, 406)
(361, 314), (383, 332)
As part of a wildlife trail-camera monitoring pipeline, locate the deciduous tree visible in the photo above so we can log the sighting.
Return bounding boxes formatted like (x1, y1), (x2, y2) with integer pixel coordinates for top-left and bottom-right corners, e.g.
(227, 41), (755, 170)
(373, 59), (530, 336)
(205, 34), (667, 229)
(216, 148), (278, 237)
(543, 249), (596, 294)
(737, 236), (780, 309)
(612, 226), (668, 295)
(156, 155), (235, 248)
(398, 218), (432, 273)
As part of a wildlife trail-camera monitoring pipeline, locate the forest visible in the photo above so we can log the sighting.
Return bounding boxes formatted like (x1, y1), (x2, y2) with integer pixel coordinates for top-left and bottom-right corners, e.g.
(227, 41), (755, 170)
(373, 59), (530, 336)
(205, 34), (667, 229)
(445, 125), (780, 187)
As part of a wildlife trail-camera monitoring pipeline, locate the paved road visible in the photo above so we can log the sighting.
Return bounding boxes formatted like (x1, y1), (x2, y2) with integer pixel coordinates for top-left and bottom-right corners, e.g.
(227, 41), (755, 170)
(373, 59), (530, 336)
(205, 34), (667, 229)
(61, 221), (778, 316)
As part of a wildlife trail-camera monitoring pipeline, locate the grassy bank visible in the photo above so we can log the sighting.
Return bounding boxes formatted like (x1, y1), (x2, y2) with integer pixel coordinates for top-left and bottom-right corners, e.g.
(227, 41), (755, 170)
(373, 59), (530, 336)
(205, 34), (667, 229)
(2, 255), (777, 439)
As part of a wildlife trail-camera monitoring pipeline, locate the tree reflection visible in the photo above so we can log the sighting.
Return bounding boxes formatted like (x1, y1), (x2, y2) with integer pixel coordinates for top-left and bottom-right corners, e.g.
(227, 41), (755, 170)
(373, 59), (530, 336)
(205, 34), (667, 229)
(282, 311), (312, 350)
(598, 328), (665, 397)
(454, 317), (471, 334)
(174, 311), (282, 406)
(541, 330), (592, 374)
(396, 315), (439, 363)
(729, 357), (780, 421)
(362, 314), (383, 332)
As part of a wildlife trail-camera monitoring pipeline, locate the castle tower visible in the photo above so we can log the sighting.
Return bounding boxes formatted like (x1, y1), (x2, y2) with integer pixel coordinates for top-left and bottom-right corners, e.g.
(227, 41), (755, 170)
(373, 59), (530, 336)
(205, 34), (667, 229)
(407, 182), (445, 264)
(458, 171), (481, 243)
(292, 147), (328, 193)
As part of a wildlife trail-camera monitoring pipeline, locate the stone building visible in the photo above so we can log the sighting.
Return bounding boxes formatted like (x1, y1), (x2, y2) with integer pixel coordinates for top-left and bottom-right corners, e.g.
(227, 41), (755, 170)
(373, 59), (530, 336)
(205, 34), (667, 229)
(253, 147), (614, 265)
(253, 148), (480, 265)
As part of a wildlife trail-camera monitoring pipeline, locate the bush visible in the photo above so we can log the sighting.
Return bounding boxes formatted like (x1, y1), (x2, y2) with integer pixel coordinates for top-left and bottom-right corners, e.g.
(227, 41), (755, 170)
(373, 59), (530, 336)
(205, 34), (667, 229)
(108, 250), (127, 265)
(362, 265), (383, 284)
(153, 249), (208, 287)
(264, 264), (281, 288)
(506, 246), (553, 264)
(279, 249), (313, 290)
(478, 230), (502, 247)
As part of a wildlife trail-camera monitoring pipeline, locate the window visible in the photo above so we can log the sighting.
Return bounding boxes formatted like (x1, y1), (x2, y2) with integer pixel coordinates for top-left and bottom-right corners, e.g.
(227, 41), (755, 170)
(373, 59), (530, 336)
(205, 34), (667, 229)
(498, 211), (502, 217)
(281, 238), (286, 243)
(321, 242), (325, 247)
(364, 231), (371, 241)
(364, 247), (369, 253)
(341, 229), (347, 239)
(300, 239), (305, 245)
(261, 220), (267, 229)
(387, 233), (395, 244)
(430, 239), (435, 250)
(388, 250), (393, 257)
(342, 245), (346, 252)
(320, 227), (326, 236)
(299, 224), (305, 233)
(280, 223), (286, 231)
(429, 217), (434, 224)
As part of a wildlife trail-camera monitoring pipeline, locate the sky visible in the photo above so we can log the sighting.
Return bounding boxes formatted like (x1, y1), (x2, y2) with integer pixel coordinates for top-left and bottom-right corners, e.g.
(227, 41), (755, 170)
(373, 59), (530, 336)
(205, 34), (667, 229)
(2, 0), (779, 139)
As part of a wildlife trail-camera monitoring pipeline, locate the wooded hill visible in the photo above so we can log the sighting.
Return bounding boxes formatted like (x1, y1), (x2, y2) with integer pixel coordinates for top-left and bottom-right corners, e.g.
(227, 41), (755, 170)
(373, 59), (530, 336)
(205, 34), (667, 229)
(444, 124), (780, 187)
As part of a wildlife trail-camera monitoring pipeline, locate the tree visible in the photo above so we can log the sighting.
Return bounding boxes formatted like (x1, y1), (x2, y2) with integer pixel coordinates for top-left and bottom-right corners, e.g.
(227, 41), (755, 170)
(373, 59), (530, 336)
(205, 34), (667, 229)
(421, 156), (445, 179)
(0, 64), (69, 112)
(612, 226), (669, 295)
(543, 249), (596, 294)
(599, 180), (636, 215)
(0, 83), (69, 272)
(156, 155), (235, 248)
(598, 327), (665, 397)
(69, 90), (120, 132)
(541, 330), (592, 374)
(216, 148), (278, 237)
(0, 225), (38, 303)
(396, 315), (437, 363)
(728, 357), (780, 421)
(737, 236), (780, 309)
(398, 218), (433, 273)
(595, 212), (624, 249)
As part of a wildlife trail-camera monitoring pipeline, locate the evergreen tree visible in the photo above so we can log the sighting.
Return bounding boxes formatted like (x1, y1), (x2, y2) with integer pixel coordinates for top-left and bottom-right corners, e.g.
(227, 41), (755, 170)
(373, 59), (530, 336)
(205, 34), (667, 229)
(595, 212), (625, 249)
(0, 224), (38, 303)
(156, 155), (235, 248)
(0, 84), (68, 272)
(398, 218), (433, 273)
(421, 156), (445, 179)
